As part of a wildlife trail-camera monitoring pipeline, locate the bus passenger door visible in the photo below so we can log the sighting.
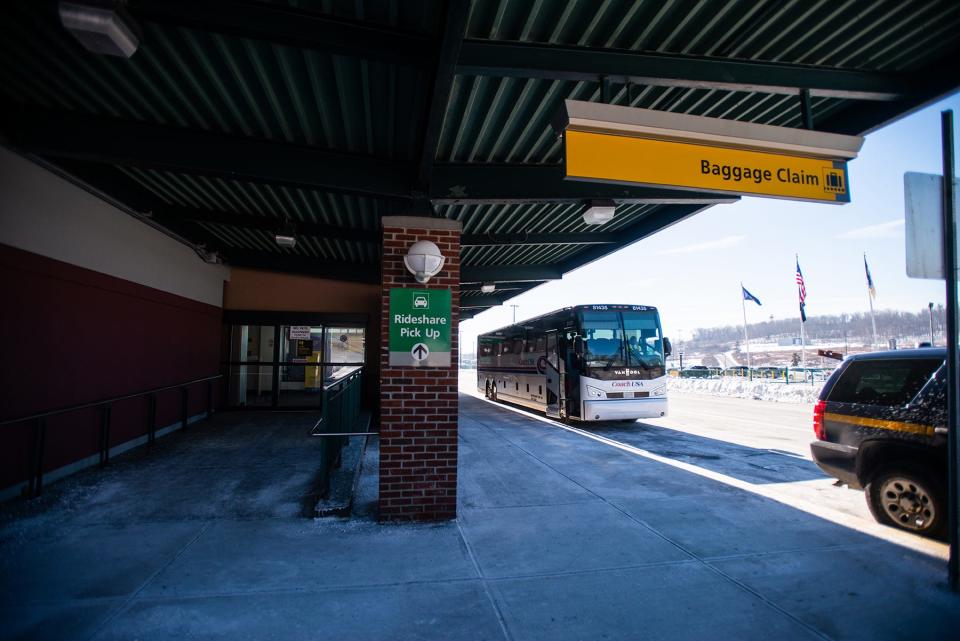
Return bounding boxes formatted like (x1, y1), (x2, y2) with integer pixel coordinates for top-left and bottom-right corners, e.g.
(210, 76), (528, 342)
(545, 330), (564, 419)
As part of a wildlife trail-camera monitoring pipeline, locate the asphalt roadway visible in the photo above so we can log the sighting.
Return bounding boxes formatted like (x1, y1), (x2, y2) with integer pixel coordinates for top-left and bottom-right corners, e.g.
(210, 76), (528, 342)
(459, 370), (948, 559)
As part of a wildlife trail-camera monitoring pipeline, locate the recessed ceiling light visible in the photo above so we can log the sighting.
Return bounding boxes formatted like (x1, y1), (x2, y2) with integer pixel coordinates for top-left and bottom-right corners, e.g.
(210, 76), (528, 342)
(275, 220), (297, 248)
(582, 200), (616, 225)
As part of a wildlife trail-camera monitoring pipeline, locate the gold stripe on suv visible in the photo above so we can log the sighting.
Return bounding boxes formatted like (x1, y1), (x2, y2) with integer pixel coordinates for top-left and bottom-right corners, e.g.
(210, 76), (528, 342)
(823, 412), (935, 437)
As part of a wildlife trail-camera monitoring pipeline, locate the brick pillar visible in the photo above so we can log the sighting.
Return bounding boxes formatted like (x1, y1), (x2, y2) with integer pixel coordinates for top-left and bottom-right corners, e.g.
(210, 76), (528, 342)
(379, 216), (461, 521)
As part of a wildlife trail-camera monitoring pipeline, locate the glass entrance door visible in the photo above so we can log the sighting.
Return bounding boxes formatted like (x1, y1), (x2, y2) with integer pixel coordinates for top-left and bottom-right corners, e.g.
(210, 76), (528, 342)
(226, 324), (276, 408)
(278, 325), (324, 408)
(224, 320), (366, 409)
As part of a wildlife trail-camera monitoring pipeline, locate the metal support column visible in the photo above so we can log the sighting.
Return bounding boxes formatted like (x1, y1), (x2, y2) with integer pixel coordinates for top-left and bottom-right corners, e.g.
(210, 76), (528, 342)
(941, 110), (959, 591)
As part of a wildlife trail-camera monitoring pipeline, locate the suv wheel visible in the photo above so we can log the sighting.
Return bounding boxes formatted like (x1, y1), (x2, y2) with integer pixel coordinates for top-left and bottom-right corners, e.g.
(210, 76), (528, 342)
(866, 464), (946, 539)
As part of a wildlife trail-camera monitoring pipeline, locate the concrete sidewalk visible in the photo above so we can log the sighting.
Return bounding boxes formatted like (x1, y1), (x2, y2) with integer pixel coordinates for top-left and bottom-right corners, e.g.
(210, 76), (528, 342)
(1, 397), (958, 640)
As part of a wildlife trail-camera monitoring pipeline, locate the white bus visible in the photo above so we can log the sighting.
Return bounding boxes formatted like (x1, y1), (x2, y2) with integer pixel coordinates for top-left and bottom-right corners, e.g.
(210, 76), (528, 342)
(477, 304), (672, 422)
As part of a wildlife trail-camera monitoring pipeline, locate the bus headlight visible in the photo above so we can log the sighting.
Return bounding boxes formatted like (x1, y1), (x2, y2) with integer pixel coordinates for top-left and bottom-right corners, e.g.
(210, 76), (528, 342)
(586, 385), (605, 399)
(651, 385), (666, 396)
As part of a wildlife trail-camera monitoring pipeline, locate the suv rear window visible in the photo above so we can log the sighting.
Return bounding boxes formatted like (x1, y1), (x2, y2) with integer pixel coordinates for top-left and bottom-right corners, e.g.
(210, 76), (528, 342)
(828, 359), (942, 406)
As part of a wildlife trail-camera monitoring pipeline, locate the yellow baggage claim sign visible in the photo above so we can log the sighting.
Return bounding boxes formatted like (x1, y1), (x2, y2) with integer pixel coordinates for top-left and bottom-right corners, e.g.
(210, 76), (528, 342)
(566, 130), (849, 203)
(560, 101), (862, 204)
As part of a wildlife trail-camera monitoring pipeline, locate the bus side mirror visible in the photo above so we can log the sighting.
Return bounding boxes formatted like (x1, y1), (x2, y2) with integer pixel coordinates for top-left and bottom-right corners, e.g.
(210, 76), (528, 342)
(663, 337), (673, 357)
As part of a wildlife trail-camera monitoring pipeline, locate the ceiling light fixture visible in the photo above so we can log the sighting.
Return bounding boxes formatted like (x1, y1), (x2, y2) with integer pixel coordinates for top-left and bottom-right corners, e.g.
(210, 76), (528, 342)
(480, 282), (496, 294)
(195, 246), (221, 264)
(274, 219), (297, 248)
(59, 2), (140, 58)
(582, 200), (616, 226)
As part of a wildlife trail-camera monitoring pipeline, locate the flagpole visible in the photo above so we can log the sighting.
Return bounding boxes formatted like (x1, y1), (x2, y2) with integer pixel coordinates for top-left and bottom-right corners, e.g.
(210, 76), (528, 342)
(800, 318), (806, 376)
(865, 253), (878, 348)
(798, 253), (806, 378)
(741, 283), (752, 380)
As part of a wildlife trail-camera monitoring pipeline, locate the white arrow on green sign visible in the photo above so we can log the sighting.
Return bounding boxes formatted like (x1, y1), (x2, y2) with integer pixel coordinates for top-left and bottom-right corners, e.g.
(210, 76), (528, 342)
(388, 288), (451, 367)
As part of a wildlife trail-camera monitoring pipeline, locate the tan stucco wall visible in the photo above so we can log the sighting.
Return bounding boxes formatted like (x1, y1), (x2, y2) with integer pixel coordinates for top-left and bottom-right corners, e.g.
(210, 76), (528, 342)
(222, 267), (381, 407)
(223, 268), (379, 313)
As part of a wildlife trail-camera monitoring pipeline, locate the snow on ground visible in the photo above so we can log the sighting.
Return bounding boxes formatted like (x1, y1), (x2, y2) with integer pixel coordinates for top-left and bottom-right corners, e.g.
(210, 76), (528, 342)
(669, 376), (823, 404)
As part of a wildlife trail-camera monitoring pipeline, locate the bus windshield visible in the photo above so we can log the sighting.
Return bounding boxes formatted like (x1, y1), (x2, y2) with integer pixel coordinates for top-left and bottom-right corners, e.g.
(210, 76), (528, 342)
(623, 312), (664, 370)
(579, 310), (664, 377)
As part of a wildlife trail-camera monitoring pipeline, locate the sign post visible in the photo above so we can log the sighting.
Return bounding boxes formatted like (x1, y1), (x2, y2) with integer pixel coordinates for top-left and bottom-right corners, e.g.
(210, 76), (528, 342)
(388, 288), (452, 367)
(941, 111), (959, 592)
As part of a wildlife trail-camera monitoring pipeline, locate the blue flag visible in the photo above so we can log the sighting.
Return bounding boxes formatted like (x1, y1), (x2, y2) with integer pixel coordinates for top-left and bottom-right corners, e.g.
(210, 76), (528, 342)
(741, 286), (761, 306)
(864, 254), (876, 299)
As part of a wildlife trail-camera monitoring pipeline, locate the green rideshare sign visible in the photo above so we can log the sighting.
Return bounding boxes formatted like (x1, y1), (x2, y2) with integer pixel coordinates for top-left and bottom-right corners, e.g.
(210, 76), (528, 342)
(388, 288), (452, 367)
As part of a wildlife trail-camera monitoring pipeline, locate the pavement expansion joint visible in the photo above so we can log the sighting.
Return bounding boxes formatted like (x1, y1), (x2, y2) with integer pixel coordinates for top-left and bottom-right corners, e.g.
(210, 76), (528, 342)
(122, 575), (488, 603)
(480, 557), (705, 583)
(455, 519), (515, 641)
(460, 499), (599, 511)
(696, 541), (875, 563)
(83, 520), (213, 641)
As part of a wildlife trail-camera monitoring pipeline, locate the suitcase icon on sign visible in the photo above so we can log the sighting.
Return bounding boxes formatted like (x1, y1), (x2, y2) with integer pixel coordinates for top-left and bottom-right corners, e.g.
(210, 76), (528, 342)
(822, 168), (845, 194)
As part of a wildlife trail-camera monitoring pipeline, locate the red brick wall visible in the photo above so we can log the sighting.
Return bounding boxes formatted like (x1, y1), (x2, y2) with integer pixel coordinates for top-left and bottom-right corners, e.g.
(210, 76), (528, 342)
(0, 243), (222, 492)
(379, 218), (460, 521)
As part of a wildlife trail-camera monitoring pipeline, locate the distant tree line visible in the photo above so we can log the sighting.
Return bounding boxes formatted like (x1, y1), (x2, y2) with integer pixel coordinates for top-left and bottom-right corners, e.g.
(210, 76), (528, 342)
(685, 306), (946, 352)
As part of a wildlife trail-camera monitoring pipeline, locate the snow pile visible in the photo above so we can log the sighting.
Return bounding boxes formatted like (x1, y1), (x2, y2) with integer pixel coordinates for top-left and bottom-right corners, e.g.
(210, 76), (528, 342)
(669, 376), (823, 404)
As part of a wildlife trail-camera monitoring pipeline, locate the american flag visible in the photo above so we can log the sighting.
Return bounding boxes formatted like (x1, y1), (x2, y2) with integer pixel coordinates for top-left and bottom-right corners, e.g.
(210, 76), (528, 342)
(796, 259), (807, 322)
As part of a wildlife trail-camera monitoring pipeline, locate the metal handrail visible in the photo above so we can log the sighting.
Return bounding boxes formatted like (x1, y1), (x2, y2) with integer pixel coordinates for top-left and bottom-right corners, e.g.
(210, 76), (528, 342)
(307, 368), (366, 499)
(5, 374), (222, 499)
(310, 368), (365, 436)
(0, 374), (222, 426)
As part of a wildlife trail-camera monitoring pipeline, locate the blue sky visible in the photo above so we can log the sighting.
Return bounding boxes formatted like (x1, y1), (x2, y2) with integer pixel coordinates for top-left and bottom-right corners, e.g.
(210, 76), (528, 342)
(461, 92), (960, 350)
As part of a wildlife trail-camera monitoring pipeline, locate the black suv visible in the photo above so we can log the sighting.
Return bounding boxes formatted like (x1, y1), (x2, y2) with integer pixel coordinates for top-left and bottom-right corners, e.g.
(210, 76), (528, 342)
(810, 348), (948, 539)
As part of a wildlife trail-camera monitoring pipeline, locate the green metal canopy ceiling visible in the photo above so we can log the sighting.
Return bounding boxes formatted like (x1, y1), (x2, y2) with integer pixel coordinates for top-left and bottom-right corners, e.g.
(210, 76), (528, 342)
(1, 0), (958, 318)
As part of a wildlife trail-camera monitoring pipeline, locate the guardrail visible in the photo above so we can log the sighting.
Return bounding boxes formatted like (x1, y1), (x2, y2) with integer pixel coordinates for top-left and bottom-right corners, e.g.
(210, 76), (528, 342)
(309, 367), (369, 497)
(668, 367), (832, 383)
(0, 374), (221, 498)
